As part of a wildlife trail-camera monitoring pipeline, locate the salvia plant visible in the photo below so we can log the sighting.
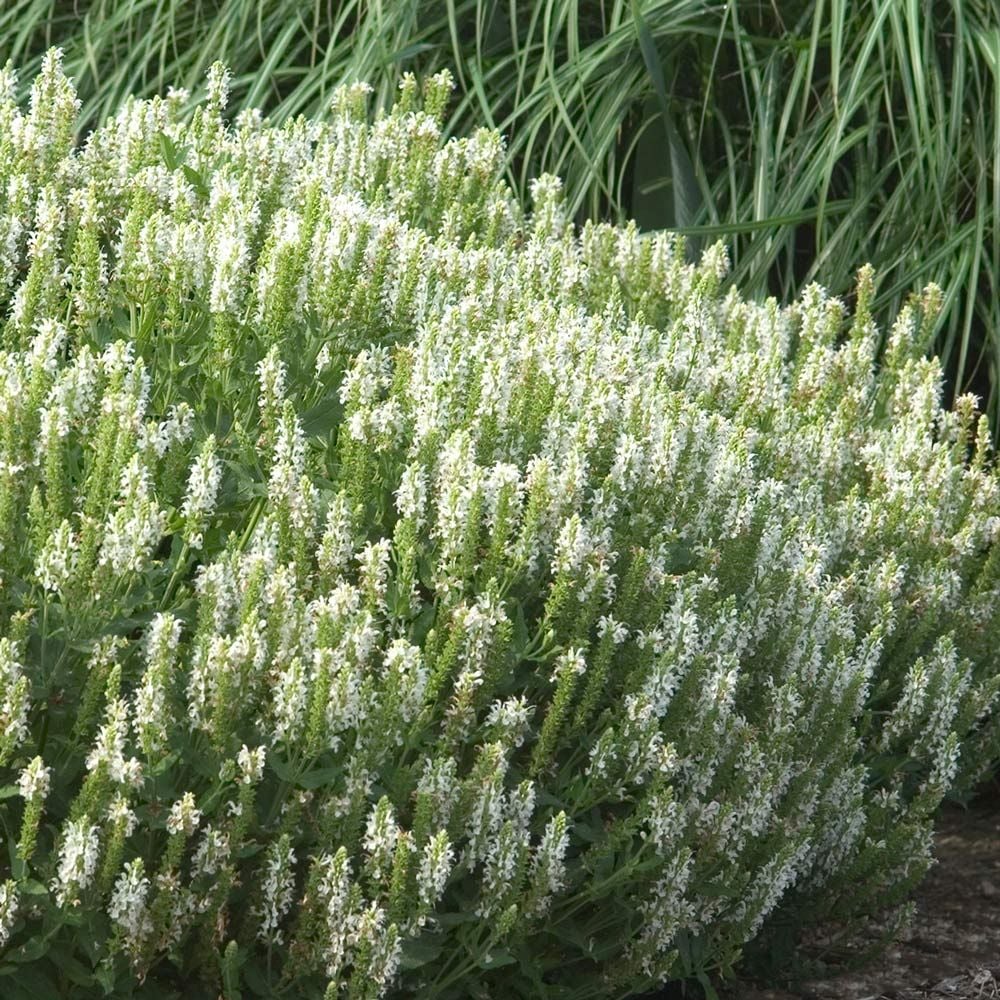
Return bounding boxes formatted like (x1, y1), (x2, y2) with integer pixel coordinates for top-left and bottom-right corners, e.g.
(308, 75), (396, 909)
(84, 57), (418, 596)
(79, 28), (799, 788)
(0, 49), (997, 1000)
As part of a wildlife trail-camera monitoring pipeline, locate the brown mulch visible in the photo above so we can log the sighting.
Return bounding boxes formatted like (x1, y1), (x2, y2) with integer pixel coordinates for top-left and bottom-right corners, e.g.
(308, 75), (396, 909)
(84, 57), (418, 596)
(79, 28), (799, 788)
(731, 800), (1000, 1000)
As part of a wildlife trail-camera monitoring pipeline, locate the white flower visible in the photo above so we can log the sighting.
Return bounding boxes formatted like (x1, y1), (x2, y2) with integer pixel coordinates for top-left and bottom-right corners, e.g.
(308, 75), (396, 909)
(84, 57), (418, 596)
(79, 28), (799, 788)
(256, 836), (296, 944)
(206, 61), (232, 110)
(209, 225), (249, 315)
(267, 409), (313, 531)
(317, 494), (355, 578)
(354, 901), (401, 991)
(553, 514), (591, 575)
(555, 647), (587, 679)
(597, 615), (629, 645)
(357, 537), (391, 609)
(108, 858), (151, 949)
(30, 318), (67, 374)
(382, 639), (427, 726)
(0, 881), (18, 949)
(415, 757), (459, 833)
(256, 346), (286, 411)
(394, 463), (428, 524)
(36, 519), (77, 593)
(416, 830), (453, 915)
(316, 848), (354, 980)
(85, 697), (133, 784)
(141, 402), (194, 457)
(134, 613), (182, 753)
(107, 794), (139, 837)
(478, 818), (530, 918)
(315, 342), (333, 375)
(98, 456), (167, 576)
(362, 797), (398, 881)
(485, 697), (534, 748)
(192, 825), (231, 878)
(272, 656), (309, 744)
(53, 817), (100, 906)
(17, 756), (51, 803)
(166, 792), (201, 837)
(0, 638), (31, 749)
(237, 744), (267, 784)
(181, 435), (221, 546)
(526, 811), (570, 916)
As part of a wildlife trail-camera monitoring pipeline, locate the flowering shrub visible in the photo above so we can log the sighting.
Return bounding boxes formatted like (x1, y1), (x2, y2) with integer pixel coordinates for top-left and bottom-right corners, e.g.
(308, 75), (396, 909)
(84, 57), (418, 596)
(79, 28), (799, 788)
(0, 50), (998, 1000)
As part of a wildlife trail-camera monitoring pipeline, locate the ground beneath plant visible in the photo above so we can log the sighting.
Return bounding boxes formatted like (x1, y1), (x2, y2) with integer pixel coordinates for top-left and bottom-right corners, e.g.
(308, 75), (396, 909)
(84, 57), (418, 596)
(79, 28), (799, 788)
(728, 797), (1000, 1000)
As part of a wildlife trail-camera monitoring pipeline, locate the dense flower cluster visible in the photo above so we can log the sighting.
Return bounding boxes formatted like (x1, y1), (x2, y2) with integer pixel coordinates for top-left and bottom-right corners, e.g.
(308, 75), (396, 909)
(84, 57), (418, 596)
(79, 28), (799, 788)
(0, 50), (997, 999)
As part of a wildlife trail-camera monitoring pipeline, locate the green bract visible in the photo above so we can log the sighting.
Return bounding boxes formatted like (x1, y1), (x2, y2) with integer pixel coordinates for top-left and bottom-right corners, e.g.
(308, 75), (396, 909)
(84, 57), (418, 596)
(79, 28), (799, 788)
(0, 50), (997, 1000)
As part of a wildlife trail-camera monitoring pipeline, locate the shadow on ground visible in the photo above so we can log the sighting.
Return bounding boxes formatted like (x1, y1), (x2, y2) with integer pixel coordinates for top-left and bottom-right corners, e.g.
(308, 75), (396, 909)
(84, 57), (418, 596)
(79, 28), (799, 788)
(734, 798), (1000, 1000)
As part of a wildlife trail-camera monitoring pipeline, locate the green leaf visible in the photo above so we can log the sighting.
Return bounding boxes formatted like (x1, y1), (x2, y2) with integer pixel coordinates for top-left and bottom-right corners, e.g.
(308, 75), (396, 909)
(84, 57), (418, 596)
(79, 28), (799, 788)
(416, 555), (435, 592)
(297, 766), (341, 790)
(157, 131), (185, 171)
(699, 879), (741, 899)
(409, 602), (436, 646)
(434, 911), (478, 929)
(8, 854), (25, 882)
(300, 394), (343, 438)
(511, 602), (529, 657)
(0, 964), (61, 999)
(7, 933), (52, 964)
(268, 754), (296, 783)
(388, 41), (438, 64)
(55, 953), (96, 988)
(221, 940), (244, 1000)
(241, 958), (271, 997)
(95, 959), (117, 996)
(182, 165), (209, 200)
(399, 934), (444, 971)
(631, 0), (702, 237)
(697, 969), (721, 1000)
(150, 751), (180, 776)
(478, 949), (517, 970)
(533, 788), (566, 810)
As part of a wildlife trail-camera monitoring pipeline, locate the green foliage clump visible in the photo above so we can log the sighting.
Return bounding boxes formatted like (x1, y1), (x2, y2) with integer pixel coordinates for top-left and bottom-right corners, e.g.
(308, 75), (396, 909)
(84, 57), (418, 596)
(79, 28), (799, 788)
(0, 51), (997, 999)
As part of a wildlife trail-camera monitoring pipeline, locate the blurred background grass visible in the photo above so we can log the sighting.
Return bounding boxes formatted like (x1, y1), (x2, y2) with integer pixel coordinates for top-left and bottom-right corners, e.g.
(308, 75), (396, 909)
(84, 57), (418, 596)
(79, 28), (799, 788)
(5, 0), (998, 428)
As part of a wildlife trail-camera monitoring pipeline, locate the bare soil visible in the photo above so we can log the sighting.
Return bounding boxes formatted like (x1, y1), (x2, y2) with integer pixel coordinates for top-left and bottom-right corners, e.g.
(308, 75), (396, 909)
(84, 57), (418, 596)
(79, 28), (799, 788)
(731, 801), (1000, 1000)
